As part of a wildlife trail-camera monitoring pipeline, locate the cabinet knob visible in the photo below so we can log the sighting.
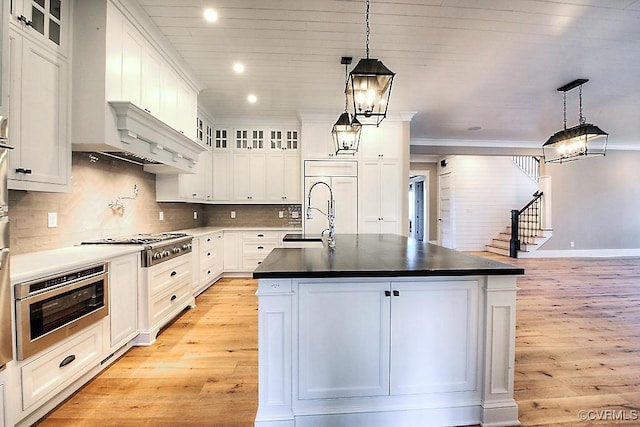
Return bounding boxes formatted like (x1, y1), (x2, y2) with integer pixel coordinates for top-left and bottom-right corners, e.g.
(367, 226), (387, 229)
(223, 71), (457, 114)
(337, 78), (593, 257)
(393, 290), (400, 297)
(384, 290), (391, 297)
(170, 294), (177, 301)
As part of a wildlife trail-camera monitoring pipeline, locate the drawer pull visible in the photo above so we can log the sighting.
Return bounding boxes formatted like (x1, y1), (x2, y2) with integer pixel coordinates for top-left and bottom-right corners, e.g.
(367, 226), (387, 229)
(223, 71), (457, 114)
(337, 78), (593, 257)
(207, 252), (211, 256)
(393, 290), (400, 297)
(171, 271), (177, 277)
(59, 355), (76, 368)
(207, 238), (212, 242)
(257, 234), (264, 237)
(257, 246), (264, 250)
(170, 294), (177, 302)
(207, 270), (211, 274)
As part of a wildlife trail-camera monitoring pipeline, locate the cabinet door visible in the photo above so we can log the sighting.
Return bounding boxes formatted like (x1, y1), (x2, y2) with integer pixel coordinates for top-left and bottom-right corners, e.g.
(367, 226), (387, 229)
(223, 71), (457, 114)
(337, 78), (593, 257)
(359, 123), (402, 161)
(179, 149), (211, 201)
(390, 280), (478, 395)
(212, 151), (231, 201)
(159, 67), (177, 129)
(283, 152), (300, 202)
(359, 161), (382, 233)
(331, 177), (358, 233)
(109, 254), (140, 349)
(232, 153), (250, 200)
(298, 281), (390, 399)
(223, 232), (240, 271)
(301, 122), (336, 159)
(11, 36), (68, 186)
(249, 153), (266, 201)
(266, 153), (285, 202)
(379, 161), (400, 233)
(0, 383), (4, 427)
(176, 80), (197, 140)
(141, 49), (161, 115)
(120, 23), (142, 105)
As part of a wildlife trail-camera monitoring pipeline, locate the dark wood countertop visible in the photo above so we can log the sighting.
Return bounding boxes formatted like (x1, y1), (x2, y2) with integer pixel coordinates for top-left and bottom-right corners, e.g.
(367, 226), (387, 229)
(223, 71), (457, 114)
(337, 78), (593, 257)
(253, 234), (524, 279)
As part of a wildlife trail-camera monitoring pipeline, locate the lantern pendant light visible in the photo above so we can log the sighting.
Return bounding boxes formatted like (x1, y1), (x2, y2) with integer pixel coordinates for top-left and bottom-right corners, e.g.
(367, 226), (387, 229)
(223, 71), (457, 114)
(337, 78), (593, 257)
(346, 0), (395, 126)
(332, 57), (362, 155)
(542, 79), (608, 163)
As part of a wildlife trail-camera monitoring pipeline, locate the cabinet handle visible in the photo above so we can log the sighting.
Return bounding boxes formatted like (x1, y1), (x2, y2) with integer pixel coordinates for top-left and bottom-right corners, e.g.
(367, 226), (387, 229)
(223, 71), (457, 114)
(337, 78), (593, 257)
(257, 234), (264, 237)
(393, 290), (400, 297)
(257, 246), (264, 250)
(171, 294), (177, 301)
(207, 252), (211, 256)
(384, 290), (391, 297)
(59, 355), (76, 368)
(207, 238), (212, 242)
(17, 15), (32, 27)
(16, 167), (32, 174)
(207, 270), (211, 274)
(171, 271), (177, 277)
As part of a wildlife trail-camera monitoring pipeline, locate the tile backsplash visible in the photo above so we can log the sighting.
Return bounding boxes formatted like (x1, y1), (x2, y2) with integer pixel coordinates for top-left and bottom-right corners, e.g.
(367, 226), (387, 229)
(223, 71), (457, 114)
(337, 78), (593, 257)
(9, 152), (302, 255)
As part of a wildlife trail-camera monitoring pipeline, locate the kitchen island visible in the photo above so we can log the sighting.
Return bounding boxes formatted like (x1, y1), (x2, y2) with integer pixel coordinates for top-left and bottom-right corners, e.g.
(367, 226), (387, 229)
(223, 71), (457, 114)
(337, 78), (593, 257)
(253, 234), (524, 427)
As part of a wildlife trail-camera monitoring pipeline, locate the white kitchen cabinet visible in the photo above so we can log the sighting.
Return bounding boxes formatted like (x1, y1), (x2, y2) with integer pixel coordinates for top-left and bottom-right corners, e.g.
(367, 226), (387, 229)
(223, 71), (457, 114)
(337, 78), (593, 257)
(298, 281), (390, 399)
(7, 28), (70, 192)
(135, 256), (194, 346)
(297, 279), (478, 400)
(304, 176), (358, 235)
(223, 231), (241, 272)
(241, 231), (280, 271)
(71, 1), (203, 173)
(269, 129), (298, 151)
(108, 253), (139, 351)
(195, 231), (224, 295)
(301, 121), (337, 159)
(266, 152), (300, 203)
(20, 322), (103, 411)
(0, 382), (5, 427)
(358, 123), (403, 161)
(359, 160), (401, 234)
(1, 0), (10, 117)
(10, 0), (68, 55)
(212, 151), (231, 202)
(155, 149), (213, 202)
(233, 152), (266, 202)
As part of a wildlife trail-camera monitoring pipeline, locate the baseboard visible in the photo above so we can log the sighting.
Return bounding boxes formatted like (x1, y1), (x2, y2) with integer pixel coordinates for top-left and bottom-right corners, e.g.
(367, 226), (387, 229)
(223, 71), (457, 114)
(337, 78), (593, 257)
(519, 248), (640, 258)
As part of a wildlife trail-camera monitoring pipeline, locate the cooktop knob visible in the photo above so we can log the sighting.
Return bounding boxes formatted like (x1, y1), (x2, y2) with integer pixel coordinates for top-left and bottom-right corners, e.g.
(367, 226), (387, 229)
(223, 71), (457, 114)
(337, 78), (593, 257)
(173, 247), (181, 254)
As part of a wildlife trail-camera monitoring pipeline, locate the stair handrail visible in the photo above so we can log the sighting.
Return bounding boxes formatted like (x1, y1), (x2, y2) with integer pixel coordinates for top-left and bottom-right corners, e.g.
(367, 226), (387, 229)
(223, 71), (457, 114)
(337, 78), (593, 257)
(510, 191), (544, 258)
(513, 155), (540, 183)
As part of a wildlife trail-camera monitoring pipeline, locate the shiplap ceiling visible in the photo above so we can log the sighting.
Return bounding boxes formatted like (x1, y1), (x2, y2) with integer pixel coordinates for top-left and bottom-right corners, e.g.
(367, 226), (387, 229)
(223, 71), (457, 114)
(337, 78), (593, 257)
(137, 0), (640, 148)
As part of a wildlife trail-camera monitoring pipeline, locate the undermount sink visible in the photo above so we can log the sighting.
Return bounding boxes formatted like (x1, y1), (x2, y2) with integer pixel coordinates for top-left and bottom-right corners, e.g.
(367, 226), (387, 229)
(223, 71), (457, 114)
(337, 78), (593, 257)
(281, 234), (325, 248)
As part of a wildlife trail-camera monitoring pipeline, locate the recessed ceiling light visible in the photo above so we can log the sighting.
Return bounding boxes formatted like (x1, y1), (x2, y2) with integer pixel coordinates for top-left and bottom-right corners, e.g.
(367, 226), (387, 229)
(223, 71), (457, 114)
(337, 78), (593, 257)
(247, 94), (257, 104)
(233, 63), (245, 74)
(203, 8), (218, 22)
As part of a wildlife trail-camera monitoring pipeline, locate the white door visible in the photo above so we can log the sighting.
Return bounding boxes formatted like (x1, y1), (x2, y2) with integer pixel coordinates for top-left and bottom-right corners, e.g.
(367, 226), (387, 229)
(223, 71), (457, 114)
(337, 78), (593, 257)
(331, 177), (358, 233)
(359, 161), (381, 233)
(298, 282), (391, 399)
(212, 152), (230, 201)
(379, 161), (400, 234)
(266, 153), (285, 202)
(439, 172), (453, 248)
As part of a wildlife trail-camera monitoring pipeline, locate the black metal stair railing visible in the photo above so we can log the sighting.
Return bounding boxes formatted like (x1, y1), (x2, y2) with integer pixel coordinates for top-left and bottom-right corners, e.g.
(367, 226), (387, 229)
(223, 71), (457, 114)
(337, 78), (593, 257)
(510, 191), (544, 258)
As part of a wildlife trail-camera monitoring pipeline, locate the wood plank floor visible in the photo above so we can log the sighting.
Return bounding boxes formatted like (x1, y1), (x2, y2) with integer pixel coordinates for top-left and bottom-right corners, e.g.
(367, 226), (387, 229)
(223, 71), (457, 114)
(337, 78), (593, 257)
(35, 255), (640, 426)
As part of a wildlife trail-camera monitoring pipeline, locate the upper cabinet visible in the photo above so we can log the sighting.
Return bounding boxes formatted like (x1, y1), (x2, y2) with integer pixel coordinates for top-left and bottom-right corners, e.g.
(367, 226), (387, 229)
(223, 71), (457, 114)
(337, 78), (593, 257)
(71, 0), (205, 174)
(10, 0), (68, 56)
(7, 0), (70, 192)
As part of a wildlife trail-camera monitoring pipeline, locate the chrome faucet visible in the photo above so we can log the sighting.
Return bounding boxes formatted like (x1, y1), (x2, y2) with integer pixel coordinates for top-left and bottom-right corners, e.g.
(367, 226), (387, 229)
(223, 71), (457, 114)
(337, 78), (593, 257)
(306, 181), (336, 248)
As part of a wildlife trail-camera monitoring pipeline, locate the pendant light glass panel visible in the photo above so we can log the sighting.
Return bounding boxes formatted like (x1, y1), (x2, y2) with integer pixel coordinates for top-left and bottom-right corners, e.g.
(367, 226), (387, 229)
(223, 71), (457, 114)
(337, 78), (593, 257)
(332, 112), (362, 155)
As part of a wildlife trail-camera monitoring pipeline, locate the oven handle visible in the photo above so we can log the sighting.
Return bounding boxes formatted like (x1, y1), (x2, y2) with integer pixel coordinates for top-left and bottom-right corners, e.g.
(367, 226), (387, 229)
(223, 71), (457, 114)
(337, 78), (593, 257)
(16, 270), (108, 302)
(59, 354), (76, 368)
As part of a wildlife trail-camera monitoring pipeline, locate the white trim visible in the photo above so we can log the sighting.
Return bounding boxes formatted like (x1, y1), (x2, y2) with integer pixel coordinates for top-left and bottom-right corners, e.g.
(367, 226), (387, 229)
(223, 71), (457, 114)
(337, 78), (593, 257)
(411, 138), (640, 151)
(519, 248), (640, 258)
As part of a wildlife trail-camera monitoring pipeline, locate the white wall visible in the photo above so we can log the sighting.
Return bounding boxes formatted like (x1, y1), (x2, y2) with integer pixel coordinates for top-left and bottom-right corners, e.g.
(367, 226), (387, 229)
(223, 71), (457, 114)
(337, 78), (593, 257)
(439, 155), (538, 251)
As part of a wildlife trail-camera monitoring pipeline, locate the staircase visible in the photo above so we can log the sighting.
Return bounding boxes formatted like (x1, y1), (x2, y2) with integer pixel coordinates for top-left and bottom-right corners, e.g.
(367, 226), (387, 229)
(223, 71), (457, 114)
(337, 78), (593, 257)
(486, 226), (552, 257)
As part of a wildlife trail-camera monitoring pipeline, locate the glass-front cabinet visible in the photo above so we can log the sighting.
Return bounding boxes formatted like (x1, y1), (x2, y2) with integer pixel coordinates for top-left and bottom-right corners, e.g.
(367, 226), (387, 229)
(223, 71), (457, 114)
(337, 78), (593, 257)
(10, 0), (66, 52)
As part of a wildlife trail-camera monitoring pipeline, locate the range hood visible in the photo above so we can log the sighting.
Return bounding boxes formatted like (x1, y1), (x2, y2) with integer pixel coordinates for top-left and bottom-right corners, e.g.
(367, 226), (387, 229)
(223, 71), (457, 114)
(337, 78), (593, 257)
(73, 102), (207, 174)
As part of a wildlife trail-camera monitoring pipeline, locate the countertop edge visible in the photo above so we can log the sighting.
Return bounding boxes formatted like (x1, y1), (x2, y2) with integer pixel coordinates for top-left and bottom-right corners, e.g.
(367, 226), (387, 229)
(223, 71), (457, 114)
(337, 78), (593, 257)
(253, 268), (525, 279)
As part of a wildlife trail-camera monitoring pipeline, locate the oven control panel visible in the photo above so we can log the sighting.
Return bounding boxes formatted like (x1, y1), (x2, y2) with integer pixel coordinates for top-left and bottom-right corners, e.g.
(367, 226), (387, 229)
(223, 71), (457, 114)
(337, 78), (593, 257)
(144, 239), (192, 267)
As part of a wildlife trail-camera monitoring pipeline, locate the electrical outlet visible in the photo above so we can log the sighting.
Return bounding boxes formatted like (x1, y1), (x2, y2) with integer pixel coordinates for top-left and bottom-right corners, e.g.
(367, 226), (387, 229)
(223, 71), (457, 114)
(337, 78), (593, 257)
(291, 211), (299, 219)
(279, 211), (284, 218)
(159, 211), (164, 221)
(47, 212), (58, 228)
(570, 241), (575, 248)
(231, 211), (236, 219)
(193, 211), (198, 220)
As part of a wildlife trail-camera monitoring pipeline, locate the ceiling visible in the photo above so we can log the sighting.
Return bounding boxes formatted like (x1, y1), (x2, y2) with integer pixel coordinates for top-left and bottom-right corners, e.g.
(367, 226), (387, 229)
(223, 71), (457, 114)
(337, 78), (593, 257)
(137, 0), (640, 150)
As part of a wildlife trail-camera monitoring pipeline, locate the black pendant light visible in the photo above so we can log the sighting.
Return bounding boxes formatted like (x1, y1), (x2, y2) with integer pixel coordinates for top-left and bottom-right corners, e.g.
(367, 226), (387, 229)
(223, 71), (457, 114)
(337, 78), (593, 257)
(542, 79), (608, 163)
(346, 0), (395, 126)
(332, 57), (362, 155)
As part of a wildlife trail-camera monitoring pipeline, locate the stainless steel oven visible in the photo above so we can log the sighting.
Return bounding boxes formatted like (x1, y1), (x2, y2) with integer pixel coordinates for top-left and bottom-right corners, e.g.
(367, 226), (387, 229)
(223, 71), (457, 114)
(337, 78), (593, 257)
(14, 264), (109, 360)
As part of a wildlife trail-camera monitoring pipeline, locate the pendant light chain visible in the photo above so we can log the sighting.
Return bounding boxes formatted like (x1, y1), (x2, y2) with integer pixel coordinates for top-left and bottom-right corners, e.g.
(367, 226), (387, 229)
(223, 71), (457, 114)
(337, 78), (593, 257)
(343, 63), (349, 112)
(365, 0), (370, 59)
(563, 91), (567, 130)
(579, 84), (585, 125)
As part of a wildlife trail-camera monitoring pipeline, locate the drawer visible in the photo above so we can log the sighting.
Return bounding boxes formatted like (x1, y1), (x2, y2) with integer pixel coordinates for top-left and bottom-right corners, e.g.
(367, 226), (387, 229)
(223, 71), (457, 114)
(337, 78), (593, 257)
(21, 322), (103, 410)
(241, 231), (280, 241)
(200, 247), (220, 266)
(242, 255), (268, 271)
(200, 264), (222, 286)
(149, 277), (191, 327)
(148, 256), (191, 296)
(199, 232), (222, 250)
(242, 241), (278, 255)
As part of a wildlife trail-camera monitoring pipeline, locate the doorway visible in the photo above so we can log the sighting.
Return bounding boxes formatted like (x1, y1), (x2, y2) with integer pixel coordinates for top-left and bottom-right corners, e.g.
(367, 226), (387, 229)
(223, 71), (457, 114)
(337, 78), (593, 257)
(408, 175), (427, 241)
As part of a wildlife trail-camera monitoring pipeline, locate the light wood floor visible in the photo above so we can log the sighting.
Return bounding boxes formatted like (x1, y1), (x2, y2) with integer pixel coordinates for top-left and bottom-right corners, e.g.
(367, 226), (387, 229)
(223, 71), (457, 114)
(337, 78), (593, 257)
(36, 255), (640, 426)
